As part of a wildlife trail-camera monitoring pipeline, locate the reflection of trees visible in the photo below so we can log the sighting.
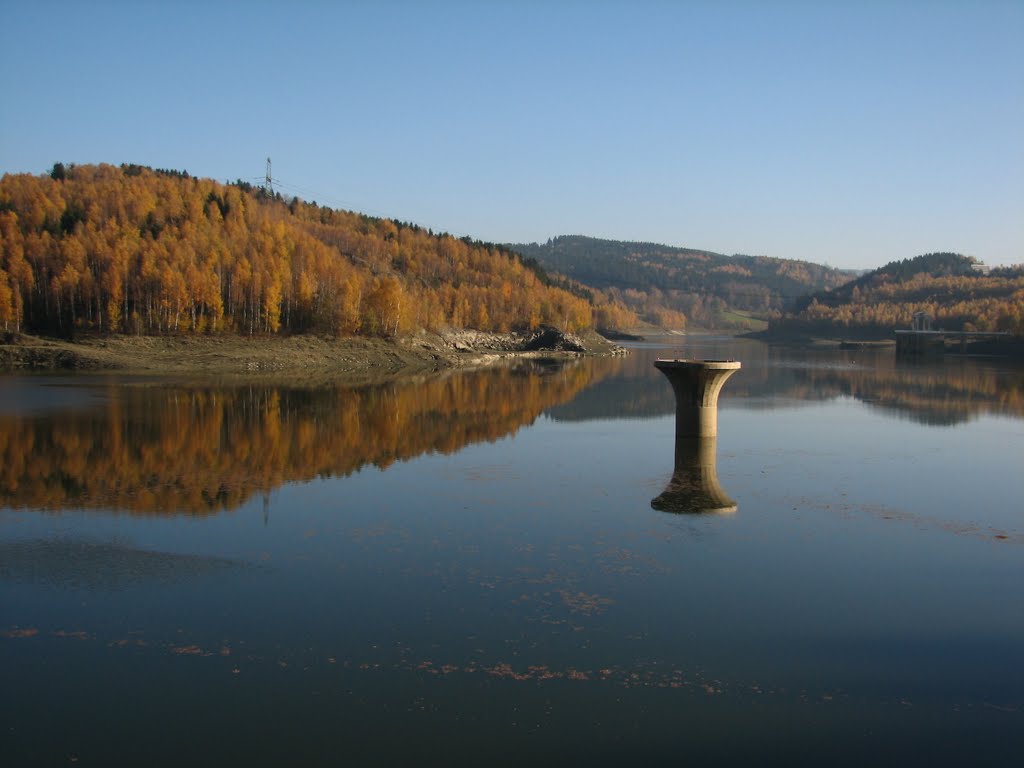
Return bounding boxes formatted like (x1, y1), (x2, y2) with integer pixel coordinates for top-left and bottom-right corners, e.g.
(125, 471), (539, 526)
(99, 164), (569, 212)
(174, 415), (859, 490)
(783, 356), (1024, 425)
(547, 344), (1024, 426)
(0, 361), (604, 515)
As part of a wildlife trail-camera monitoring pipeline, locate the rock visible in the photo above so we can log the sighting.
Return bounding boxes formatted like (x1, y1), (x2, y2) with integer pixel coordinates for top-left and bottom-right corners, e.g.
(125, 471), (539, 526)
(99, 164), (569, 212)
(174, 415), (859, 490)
(521, 326), (587, 353)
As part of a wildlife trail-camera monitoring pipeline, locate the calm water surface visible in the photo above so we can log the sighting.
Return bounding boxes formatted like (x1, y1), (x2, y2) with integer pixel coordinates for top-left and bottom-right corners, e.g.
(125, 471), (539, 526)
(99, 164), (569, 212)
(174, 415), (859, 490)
(2, 339), (1022, 766)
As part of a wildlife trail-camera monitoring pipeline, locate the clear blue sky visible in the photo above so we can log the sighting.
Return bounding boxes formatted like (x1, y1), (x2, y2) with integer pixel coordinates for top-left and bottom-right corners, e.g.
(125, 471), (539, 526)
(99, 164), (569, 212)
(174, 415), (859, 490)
(2, 0), (1021, 270)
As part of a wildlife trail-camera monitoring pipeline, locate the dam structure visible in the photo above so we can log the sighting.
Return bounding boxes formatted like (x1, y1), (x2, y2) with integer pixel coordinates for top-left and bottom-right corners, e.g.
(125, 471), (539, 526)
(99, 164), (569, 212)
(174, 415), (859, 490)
(654, 359), (741, 438)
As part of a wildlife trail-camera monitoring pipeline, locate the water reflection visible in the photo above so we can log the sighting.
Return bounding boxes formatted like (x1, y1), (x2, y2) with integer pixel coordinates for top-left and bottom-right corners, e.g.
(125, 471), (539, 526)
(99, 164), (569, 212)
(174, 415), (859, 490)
(3, 340), (1022, 767)
(651, 437), (737, 515)
(4, 341), (1022, 518)
(548, 340), (1024, 425)
(0, 360), (606, 515)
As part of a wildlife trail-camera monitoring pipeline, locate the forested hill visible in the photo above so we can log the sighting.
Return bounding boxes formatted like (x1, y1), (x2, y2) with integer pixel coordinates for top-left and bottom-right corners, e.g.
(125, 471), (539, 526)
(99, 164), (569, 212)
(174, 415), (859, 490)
(771, 252), (1024, 337)
(0, 164), (637, 338)
(508, 235), (854, 329)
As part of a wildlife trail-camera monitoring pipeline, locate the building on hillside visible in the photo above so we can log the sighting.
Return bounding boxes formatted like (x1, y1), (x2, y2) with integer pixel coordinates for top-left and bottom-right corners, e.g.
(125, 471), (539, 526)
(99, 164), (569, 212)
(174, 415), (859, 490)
(911, 312), (933, 332)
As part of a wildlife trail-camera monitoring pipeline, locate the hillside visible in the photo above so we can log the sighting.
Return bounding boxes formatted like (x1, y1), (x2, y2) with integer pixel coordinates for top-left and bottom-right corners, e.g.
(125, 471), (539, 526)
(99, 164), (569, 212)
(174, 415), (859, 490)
(0, 164), (637, 339)
(508, 235), (854, 330)
(771, 252), (1024, 338)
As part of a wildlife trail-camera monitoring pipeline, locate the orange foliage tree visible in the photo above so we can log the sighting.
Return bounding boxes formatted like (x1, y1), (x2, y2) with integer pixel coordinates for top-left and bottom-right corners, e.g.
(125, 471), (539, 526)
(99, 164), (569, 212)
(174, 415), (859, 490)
(0, 164), (635, 337)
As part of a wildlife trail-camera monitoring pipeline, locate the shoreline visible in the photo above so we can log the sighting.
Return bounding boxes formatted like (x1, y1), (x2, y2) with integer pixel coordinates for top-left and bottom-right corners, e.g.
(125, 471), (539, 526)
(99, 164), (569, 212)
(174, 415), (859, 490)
(0, 328), (627, 383)
(743, 329), (1024, 357)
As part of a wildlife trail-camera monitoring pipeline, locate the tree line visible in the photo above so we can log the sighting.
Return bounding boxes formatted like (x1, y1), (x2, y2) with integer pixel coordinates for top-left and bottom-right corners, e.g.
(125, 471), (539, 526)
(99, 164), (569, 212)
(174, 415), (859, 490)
(0, 164), (637, 337)
(773, 253), (1024, 337)
(509, 235), (854, 329)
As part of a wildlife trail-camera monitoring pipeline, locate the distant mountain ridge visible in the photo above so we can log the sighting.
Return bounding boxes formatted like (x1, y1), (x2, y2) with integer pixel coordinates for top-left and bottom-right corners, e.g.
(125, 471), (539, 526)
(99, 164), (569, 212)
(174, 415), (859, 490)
(507, 235), (854, 330)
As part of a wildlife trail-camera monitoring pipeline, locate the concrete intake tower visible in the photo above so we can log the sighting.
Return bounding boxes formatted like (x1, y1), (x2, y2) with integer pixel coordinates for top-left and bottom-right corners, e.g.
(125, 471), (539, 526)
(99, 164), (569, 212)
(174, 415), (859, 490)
(654, 359), (741, 438)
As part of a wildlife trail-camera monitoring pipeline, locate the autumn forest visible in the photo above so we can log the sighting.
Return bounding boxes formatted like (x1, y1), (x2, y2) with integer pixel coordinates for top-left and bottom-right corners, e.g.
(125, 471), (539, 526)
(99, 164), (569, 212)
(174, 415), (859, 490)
(771, 252), (1024, 338)
(3, 164), (1022, 343)
(0, 164), (637, 338)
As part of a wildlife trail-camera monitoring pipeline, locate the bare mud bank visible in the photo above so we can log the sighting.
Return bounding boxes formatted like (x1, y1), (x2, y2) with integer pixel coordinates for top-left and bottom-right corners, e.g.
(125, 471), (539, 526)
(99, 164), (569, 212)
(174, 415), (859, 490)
(0, 328), (626, 383)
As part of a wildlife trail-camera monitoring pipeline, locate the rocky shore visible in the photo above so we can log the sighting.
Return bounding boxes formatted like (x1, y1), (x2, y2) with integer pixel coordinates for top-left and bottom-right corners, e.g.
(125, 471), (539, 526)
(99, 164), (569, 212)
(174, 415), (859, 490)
(0, 327), (627, 381)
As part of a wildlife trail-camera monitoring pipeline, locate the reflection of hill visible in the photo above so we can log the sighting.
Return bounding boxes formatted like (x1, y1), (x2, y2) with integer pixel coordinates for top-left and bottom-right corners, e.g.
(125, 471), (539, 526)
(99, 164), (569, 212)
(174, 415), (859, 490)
(788, 356), (1024, 426)
(543, 354), (676, 420)
(0, 361), (605, 515)
(546, 343), (1024, 426)
(546, 342), (813, 421)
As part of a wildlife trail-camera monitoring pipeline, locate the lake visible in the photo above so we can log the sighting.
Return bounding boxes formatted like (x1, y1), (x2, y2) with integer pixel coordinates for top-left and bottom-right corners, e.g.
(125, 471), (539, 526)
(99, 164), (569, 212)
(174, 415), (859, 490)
(2, 338), (1022, 766)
